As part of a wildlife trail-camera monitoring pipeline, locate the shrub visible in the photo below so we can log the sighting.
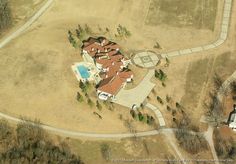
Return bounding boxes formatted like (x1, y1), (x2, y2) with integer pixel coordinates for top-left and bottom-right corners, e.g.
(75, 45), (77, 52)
(167, 105), (171, 111)
(130, 110), (136, 119)
(155, 69), (167, 82)
(79, 80), (88, 93)
(166, 95), (171, 103)
(67, 30), (78, 48)
(142, 114), (148, 124)
(156, 96), (164, 105)
(100, 143), (110, 161)
(172, 109), (176, 116)
(153, 42), (161, 49)
(96, 100), (102, 110)
(87, 98), (94, 108)
(147, 116), (155, 125)
(162, 82), (166, 87)
(138, 112), (144, 121)
(165, 57), (170, 67)
(176, 102), (181, 108)
(116, 24), (131, 38)
(84, 24), (92, 34)
(76, 92), (83, 102)
(151, 88), (156, 95)
(175, 129), (207, 154)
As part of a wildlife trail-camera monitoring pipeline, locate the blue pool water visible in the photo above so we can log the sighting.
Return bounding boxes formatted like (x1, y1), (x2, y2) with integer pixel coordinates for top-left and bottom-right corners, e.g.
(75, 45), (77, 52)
(77, 65), (90, 79)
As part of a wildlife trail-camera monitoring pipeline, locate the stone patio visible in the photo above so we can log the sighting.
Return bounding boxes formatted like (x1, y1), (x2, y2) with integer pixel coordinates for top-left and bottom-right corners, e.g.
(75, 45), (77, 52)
(133, 51), (160, 68)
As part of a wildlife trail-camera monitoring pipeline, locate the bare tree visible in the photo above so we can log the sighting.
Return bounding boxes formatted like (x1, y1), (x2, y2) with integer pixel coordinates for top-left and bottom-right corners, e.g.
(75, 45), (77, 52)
(205, 94), (224, 127)
(0, 0), (12, 32)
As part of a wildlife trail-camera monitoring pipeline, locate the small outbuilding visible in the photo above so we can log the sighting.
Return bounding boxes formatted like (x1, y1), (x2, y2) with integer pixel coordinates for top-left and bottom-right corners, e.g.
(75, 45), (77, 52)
(228, 104), (236, 131)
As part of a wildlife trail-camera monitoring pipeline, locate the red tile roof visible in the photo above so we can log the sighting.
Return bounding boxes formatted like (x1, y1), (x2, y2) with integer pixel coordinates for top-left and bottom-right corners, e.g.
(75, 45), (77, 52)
(97, 76), (124, 95)
(82, 37), (133, 96)
(118, 71), (133, 80)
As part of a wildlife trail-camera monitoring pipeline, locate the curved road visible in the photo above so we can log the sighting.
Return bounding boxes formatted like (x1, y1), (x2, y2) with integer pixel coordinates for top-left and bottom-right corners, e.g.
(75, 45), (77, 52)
(0, 111), (163, 139)
(0, 0), (233, 162)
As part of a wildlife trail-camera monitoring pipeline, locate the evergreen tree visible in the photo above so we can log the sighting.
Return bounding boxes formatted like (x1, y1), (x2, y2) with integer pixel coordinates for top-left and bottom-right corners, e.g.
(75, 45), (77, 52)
(87, 98), (94, 108)
(96, 100), (102, 110)
(76, 92), (83, 102)
(79, 80), (87, 93)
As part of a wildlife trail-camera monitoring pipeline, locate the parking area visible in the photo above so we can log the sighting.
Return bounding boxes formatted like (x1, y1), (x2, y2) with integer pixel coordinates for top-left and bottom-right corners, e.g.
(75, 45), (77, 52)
(113, 69), (156, 108)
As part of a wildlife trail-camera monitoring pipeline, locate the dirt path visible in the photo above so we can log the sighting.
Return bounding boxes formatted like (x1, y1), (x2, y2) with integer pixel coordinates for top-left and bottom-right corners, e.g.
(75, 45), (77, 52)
(163, 130), (187, 164)
(0, 0), (54, 49)
(201, 69), (236, 164)
(204, 126), (219, 164)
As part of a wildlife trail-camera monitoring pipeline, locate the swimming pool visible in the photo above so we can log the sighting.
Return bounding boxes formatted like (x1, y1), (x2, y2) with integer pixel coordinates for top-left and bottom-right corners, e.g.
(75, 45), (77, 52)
(77, 65), (90, 79)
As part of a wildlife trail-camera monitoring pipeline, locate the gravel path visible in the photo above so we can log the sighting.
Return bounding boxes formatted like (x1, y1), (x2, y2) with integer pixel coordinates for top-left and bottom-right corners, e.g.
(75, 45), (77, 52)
(0, 0), (54, 49)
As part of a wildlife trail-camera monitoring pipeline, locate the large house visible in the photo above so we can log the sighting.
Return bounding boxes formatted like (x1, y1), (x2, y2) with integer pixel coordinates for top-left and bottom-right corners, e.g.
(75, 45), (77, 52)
(81, 37), (133, 100)
(228, 104), (236, 131)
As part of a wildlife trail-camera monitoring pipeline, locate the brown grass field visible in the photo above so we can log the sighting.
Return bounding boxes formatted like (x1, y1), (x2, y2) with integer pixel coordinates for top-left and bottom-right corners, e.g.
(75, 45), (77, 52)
(0, 0), (235, 135)
(0, 0), (46, 38)
(1, 0), (236, 162)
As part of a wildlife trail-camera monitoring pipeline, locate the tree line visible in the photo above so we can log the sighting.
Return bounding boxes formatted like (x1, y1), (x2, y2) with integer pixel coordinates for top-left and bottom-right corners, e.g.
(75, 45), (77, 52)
(0, 0), (12, 33)
(0, 119), (83, 163)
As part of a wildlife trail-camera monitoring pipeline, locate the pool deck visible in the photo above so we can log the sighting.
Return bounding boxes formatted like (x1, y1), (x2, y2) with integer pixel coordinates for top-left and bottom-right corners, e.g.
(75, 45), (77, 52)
(71, 62), (99, 82)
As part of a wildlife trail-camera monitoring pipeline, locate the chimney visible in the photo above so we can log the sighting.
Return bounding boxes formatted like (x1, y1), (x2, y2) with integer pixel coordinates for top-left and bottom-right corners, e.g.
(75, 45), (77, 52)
(105, 74), (108, 78)
(112, 62), (115, 66)
(116, 71), (119, 75)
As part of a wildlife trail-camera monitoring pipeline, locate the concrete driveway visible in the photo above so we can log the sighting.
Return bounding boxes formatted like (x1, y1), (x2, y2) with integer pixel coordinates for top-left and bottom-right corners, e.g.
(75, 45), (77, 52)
(113, 69), (155, 108)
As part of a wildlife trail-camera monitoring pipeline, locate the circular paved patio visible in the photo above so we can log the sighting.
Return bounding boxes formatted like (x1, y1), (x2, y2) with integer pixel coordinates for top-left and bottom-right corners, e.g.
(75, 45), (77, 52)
(133, 51), (160, 68)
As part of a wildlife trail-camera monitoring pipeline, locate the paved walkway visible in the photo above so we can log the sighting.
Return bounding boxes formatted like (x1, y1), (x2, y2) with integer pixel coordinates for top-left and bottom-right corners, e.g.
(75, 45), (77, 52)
(161, 0), (232, 58)
(0, 0), (54, 49)
(146, 103), (166, 127)
(113, 69), (156, 108)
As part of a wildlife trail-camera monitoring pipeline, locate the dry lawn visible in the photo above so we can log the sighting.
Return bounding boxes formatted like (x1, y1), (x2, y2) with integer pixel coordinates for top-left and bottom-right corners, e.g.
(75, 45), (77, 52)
(9, 0), (46, 24)
(68, 135), (179, 164)
(0, 0), (230, 133)
(0, 0), (46, 38)
(146, 0), (218, 31)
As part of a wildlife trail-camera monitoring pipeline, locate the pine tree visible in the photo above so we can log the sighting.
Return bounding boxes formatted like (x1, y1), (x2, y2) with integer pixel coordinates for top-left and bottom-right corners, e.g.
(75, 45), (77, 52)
(87, 98), (94, 108)
(76, 92), (83, 102)
(96, 100), (102, 110)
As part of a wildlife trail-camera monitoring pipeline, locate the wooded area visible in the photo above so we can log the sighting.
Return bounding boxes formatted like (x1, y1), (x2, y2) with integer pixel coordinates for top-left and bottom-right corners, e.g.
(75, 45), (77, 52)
(0, 0), (12, 32)
(0, 119), (84, 163)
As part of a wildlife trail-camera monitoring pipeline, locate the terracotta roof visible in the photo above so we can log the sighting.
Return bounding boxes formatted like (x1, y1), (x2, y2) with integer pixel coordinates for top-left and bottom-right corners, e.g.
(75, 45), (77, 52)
(118, 71), (133, 80)
(104, 43), (120, 51)
(105, 62), (123, 77)
(97, 76), (124, 95)
(82, 37), (133, 96)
